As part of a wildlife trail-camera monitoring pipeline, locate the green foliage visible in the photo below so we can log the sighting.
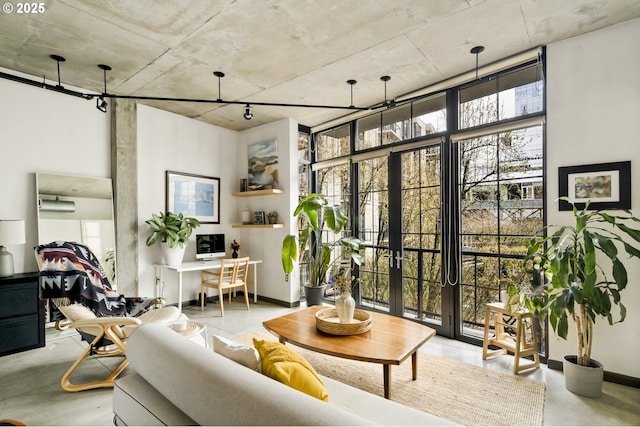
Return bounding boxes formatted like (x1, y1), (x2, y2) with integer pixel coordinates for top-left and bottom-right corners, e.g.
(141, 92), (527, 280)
(282, 193), (364, 287)
(145, 211), (201, 249)
(522, 197), (640, 366)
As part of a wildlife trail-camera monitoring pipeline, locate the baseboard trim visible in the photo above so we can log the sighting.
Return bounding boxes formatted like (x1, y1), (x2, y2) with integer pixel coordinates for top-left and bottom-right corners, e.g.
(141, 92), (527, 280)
(182, 293), (300, 309)
(548, 358), (640, 388)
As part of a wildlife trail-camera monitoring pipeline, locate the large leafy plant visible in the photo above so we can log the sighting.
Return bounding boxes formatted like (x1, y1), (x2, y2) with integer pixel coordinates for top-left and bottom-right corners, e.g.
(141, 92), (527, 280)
(281, 193), (364, 287)
(145, 211), (200, 249)
(523, 197), (640, 367)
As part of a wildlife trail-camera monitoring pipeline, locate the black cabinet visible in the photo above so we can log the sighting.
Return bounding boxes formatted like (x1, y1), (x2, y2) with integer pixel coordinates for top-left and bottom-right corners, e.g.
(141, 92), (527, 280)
(0, 272), (45, 356)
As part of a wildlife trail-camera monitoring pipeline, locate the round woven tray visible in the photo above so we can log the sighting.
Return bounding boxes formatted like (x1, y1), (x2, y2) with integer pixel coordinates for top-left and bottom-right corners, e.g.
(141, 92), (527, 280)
(315, 308), (372, 335)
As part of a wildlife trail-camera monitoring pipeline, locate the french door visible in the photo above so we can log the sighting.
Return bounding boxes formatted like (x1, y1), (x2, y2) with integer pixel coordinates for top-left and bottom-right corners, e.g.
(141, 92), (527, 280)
(357, 143), (454, 336)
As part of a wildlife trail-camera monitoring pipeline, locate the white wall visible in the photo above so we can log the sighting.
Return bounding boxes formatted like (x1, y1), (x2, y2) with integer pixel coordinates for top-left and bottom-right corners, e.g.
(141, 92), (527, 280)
(136, 104), (240, 302)
(136, 108), (300, 306)
(0, 72), (110, 273)
(546, 18), (640, 377)
(237, 118), (301, 304)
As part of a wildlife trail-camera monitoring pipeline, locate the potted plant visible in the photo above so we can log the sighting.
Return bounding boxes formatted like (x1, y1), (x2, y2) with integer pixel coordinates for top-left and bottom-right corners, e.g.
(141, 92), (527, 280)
(267, 211), (278, 224)
(145, 211), (200, 267)
(521, 197), (640, 397)
(281, 193), (364, 306)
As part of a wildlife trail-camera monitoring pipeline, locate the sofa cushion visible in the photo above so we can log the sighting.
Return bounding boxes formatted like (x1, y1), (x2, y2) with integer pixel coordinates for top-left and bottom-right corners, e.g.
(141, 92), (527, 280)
(212, 335), (261, 372)
(253, 338), (329, 402)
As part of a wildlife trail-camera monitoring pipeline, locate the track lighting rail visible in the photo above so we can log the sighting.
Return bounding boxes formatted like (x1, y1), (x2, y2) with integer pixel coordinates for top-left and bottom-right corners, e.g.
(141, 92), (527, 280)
(97, 93), (368, 110)
(0, 70), (368, 110)
(1, 56), (395, 117)
(0, 70), (93, 100)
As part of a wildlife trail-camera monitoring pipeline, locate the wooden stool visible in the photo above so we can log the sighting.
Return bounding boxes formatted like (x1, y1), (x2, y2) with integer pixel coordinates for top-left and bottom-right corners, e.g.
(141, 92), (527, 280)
(482, 302), (540, 374)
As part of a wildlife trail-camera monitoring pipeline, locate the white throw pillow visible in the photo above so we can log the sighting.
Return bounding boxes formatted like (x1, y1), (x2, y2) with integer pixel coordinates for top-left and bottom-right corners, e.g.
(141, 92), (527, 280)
(212, 335), (261, 372)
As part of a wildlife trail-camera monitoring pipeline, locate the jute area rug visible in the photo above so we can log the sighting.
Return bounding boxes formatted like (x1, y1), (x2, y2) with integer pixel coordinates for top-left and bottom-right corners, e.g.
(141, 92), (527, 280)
(234, 330), (545, 426)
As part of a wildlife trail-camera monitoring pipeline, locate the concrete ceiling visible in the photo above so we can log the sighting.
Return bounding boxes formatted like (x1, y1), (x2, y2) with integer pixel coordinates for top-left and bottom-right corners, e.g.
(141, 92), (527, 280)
(1, 0), (639, 131)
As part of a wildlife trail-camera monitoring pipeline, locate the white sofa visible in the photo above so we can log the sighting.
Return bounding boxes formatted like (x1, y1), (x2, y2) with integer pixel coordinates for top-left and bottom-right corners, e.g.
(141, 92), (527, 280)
(113, 323), (456, 426)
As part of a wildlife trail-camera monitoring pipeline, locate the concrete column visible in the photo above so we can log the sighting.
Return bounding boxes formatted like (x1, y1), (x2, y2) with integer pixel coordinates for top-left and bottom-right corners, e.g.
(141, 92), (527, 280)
(111, 99), (138, 296)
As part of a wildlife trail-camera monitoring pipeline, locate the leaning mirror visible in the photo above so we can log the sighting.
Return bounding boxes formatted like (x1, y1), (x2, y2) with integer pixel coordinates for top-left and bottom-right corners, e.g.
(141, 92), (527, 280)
(35, 172), (117, 285)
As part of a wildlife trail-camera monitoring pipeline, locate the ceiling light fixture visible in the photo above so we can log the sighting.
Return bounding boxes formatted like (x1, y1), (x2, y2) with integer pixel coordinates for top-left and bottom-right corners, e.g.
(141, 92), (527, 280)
(347, 79), (357, 108)
(96, 97), (108, 113)
(470, 46), (485, 80)
(380, 75), (395, 108)
(96, 64), (111, 113)
(243, 104), (253, 120)
(50, 54), (65, 88)
(213, 71), (225, 101)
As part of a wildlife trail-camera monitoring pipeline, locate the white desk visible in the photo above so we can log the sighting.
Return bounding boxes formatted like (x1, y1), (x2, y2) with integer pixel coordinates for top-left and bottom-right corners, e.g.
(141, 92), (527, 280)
(154, 259), (263, 311)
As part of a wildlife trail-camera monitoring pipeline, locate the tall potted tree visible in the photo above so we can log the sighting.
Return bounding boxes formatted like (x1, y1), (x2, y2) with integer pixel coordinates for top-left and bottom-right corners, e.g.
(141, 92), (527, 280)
(145, 211), (200, 267)
(281, 193), (364, 306)
(522, 197), (640, 397)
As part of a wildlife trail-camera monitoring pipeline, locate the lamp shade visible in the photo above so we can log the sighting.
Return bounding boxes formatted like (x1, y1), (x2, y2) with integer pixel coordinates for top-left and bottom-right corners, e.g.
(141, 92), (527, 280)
(0, 220), (25, 277)
(0, 220), (26, 245)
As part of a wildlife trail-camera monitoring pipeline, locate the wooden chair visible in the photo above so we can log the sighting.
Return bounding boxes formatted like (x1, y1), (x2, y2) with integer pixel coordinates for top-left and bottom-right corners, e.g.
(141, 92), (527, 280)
(201, 257), (250, 316)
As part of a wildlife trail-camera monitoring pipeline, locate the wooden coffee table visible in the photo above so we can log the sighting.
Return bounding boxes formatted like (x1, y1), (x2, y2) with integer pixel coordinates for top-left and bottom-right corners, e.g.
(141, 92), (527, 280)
(263, 306), (436, 399)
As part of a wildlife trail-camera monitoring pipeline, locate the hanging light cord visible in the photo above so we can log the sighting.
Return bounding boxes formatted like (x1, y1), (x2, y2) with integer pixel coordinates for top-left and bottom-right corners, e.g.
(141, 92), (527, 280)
(535, 51), (545, 91)
(443, 138), (460, 287)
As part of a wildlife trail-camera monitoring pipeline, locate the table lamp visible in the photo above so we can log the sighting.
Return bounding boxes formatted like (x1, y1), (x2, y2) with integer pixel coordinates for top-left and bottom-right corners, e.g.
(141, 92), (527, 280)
(0, 220), (26, 277)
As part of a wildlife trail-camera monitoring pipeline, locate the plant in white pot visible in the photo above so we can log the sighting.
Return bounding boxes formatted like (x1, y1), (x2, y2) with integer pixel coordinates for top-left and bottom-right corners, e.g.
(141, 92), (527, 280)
(281, 193), (364, 306)
(522, 197), (640, 397)
(145, 211), (200, 267)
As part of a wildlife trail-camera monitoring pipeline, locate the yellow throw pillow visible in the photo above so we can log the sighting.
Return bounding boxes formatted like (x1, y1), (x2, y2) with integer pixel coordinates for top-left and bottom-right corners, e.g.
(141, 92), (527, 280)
(253, 338), (329, 402)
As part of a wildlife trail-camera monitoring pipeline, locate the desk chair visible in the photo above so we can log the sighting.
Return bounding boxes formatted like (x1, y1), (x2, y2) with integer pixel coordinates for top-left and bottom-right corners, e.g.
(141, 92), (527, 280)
(35, 241), (185, 392)
(201, 257), (250, 316)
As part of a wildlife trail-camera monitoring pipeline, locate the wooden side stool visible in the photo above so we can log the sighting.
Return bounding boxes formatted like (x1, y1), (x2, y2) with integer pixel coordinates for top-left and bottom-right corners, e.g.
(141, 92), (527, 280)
(482, 302), (540, 374)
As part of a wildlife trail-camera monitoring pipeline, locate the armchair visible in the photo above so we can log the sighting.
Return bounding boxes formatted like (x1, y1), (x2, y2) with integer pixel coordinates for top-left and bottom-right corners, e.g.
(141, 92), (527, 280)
(35, 241), (185, 392)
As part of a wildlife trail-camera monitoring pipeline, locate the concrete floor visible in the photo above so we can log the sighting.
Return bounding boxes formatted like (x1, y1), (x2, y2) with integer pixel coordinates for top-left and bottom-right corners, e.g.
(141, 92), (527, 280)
(1, 300), (639, 426)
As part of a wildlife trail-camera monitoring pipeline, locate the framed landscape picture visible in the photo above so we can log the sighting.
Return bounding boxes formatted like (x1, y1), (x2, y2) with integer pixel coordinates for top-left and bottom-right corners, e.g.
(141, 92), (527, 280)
(166, 171), (220, 223)
(248, 139), (279, 190)
(558, 161), (631, 211)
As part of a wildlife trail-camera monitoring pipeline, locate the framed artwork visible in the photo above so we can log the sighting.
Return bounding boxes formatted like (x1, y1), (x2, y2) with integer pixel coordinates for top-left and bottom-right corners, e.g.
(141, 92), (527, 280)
(248, 139), (279, 190)
(253, 211), (265, 225)
(558, 161), (631, 211)
(166, 171), (220, 223)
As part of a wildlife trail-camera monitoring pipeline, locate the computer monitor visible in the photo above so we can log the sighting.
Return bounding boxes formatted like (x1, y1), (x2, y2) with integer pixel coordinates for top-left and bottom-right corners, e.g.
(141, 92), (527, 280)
(195, 234), (226, 260)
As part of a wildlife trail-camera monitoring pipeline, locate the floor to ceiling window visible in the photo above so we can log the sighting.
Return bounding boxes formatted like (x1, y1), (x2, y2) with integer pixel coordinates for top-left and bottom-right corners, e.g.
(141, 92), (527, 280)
(311, 51), (546, 349)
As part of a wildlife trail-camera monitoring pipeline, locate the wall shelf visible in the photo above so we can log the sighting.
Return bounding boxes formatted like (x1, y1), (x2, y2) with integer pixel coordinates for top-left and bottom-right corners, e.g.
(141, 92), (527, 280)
(232, 189), (284, 197)
(232, 223), (284, 229)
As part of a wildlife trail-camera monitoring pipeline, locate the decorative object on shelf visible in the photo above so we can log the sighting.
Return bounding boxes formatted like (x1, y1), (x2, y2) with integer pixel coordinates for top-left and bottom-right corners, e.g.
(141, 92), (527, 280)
(558, 161), (631, 211)
(241, 208), (251, 225)
(0, 220), (26, 277)
(281, 193), (364, 306)
(230, 240), (240, 258)
(145, 211), (200, 267)
(253, 211), (265, 225)
(521, 197), (640, 397)
(248, 139), (279, 190)
(240, 178), (248, 192)
(267, 211), (278, 224)
(166, 171), (220, 224)
(315, 308), (372, 335)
